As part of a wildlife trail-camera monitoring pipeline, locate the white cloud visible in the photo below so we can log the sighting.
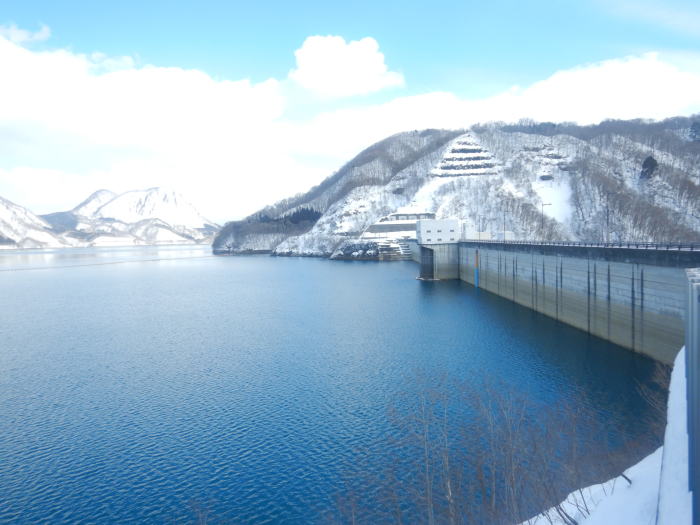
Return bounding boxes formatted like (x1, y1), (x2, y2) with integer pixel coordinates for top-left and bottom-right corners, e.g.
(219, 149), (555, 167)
(0, 32), (289, 221)
(0, 23), (50, 44)
(0, 27), (699, 224)
(481, 52), (700, 124)
(284, 53), (700, 164)
(289, 35), (405, 98)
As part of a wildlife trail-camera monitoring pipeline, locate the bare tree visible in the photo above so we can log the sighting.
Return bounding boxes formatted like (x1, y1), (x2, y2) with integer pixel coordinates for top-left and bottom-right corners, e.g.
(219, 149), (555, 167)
(332, 372), (666, 524)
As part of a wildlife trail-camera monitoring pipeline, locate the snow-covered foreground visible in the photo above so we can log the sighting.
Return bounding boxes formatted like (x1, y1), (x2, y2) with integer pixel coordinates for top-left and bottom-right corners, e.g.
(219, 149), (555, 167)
(522, 348), (691, 525)
(657, 348), (693, 524)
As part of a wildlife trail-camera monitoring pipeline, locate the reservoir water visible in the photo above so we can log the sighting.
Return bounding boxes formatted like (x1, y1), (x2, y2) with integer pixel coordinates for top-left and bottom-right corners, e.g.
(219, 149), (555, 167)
(0, 246), (666, 523)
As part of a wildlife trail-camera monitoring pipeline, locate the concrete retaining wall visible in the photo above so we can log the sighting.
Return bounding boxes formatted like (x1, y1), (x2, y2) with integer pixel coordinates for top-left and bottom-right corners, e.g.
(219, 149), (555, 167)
(427, 244), (459, 280)
(409, 240), (460, 280)
(458, 244), (687, 363)
(408, 239), (421, 263)
(415, 241), (700, 363)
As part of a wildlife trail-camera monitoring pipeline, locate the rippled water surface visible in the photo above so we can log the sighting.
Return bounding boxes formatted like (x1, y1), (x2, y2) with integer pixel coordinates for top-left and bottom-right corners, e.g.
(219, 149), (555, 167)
(0, 247), (663, 523)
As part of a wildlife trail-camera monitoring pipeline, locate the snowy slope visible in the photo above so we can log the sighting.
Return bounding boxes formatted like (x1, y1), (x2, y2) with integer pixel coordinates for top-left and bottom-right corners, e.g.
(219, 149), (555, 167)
(475, 125), (700, 242)
(274, 140), (451, 255)
(213, 129), (464, 254)
(0, 196), (68, 248)
(127, 218), (194, 244)
(94, 187), (216, 229)
(72, 189), (118, 217)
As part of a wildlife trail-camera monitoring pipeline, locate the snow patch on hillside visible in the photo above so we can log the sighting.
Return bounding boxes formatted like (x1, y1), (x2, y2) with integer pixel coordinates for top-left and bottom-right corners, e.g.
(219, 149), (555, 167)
(397, 177), (454, 214)
(73, 189), (117, 217)
(531, 177), (573, 224)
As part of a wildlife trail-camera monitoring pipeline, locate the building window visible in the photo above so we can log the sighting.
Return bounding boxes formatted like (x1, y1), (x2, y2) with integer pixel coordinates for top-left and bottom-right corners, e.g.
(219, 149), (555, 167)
(438, 238), (442, 241)
(450, 238), (455, 241)
(450, 229), (454, 232)
(437, 229), (442, 232)
(426, 229), (431, 233)
(427, 238), (432, 242)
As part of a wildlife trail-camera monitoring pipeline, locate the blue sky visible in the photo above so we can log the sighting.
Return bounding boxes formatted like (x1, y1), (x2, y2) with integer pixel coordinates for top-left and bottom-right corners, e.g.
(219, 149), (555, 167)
(0, 0), (699, 220)
(4, 0), (700, 97)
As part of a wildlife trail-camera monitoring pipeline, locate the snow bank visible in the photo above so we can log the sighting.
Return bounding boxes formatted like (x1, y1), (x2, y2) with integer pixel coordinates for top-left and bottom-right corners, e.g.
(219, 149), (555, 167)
(657, 347), (692, 524)
(522, 347), (691, 525)
(521, 448), (661, 525)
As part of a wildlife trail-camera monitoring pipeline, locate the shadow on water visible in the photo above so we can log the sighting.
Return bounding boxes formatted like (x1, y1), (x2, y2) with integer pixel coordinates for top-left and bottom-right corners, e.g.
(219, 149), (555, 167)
(329, 276), (669, 524)
(417, 277), (664, 391)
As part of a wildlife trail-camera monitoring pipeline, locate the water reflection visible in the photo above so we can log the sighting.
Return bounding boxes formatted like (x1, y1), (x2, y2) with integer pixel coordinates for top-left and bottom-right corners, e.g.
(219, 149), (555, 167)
(0, 244), (211, 270)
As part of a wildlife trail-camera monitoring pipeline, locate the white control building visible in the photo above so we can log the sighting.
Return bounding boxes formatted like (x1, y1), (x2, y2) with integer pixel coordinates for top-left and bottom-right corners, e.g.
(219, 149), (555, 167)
(416, 219), (461, 245)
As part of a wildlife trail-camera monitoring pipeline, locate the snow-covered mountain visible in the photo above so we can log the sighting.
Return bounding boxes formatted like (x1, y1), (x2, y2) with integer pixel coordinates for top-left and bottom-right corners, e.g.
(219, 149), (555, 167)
(213, 116), (700, 256)
(0, 187), (220, 249)
(213, 129), (463, 254)
(0, 196), (69, 249)
(93, 188), (215, 229)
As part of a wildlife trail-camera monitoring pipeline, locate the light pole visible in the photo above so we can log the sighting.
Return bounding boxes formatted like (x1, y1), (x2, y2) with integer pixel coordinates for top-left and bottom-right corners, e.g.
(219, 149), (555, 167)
(541, 202), (551, 240)
(605, 192), (611, 244)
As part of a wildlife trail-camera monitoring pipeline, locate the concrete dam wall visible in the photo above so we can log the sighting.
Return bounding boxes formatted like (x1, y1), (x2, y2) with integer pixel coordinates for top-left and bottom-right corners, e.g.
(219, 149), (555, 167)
(415, 241), (700, 364)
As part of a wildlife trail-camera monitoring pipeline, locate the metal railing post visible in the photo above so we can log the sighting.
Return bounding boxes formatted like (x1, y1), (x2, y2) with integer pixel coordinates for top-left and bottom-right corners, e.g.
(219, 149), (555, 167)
(688, 268), (700, 525)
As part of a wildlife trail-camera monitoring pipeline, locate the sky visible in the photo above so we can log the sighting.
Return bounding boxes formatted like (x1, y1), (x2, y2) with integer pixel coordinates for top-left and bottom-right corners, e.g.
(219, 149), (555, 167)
(0, 0), (700, 223)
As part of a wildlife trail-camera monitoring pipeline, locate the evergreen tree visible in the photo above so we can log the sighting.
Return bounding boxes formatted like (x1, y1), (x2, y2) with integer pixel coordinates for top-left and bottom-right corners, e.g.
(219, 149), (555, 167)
(690, 121), (700, 141)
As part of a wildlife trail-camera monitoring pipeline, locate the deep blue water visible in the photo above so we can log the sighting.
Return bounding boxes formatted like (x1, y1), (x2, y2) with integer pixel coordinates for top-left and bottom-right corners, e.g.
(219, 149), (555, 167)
(0, 247), (664, 523)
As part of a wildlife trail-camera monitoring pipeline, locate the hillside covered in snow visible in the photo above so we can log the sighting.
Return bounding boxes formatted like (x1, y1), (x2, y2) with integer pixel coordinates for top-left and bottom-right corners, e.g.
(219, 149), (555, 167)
(213, 116), (700, 256)
(1, 188), (218, 249)
(213, 129), (464, 254)
(0, 195), (68, 249)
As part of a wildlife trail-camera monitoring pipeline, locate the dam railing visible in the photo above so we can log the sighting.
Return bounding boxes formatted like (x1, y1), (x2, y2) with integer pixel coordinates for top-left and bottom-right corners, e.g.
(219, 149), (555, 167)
(687, 268), (700, 525)
(462, 240), (699, 251)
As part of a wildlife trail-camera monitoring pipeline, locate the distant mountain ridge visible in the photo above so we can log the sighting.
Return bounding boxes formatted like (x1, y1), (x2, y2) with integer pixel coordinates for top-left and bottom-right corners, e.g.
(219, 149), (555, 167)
(0, 187), (218, 249)
(0, 195), (63, 249)
(92, 188), (215, 229)
(73, 189), (118, 217)
(213, 115), (700, 256)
